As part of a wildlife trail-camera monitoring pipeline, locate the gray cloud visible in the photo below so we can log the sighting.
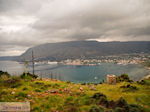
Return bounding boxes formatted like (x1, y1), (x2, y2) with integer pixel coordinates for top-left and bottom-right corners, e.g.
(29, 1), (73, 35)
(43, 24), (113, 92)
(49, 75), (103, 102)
(0, 0), (150, 56)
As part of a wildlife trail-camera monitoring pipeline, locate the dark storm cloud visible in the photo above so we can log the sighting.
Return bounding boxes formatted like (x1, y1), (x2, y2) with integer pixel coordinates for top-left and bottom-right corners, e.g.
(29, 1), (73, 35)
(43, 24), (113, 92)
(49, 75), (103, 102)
(0, 0), (150, 56)
(32, 0), (150, 41)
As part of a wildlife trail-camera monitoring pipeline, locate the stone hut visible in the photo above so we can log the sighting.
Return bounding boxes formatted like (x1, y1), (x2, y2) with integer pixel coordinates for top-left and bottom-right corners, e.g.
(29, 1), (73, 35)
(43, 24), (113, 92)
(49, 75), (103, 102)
(106, 74), (116, 84)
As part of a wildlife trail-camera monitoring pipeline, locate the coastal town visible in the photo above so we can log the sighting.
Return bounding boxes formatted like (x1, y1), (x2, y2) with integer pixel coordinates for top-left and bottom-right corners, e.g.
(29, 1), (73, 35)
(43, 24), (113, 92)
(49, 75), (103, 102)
(33, 53), (150, 66)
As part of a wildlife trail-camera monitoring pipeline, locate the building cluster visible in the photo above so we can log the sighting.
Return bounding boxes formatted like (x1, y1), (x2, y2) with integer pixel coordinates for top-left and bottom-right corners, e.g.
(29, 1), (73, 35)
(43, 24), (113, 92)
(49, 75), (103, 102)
(31, 53), (150, 66)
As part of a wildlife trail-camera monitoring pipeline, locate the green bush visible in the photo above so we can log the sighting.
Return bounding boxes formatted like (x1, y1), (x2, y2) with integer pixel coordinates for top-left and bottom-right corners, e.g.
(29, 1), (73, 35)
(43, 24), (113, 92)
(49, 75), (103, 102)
(120, 84), (138, 92)
(0, 71), (10, 77)
(32, 106), (41, 112)
(137, 79), (150, 85)
(98, 96), (109, 108)
(4, 77), (22, 88)
(117, 74), (133, 82)
(64, 104), (79, 112)
(16, 92), (27, 98)
(34, 89), (42, 92)
(92, 93), (106, 100)
(22, 87), (28, 91)
(116, 97), (128, 108)
(114, 107), (125, 112)
(89, 105), (104, 112)
(128, 104), (144, 112)
(20, 72), (38, 79)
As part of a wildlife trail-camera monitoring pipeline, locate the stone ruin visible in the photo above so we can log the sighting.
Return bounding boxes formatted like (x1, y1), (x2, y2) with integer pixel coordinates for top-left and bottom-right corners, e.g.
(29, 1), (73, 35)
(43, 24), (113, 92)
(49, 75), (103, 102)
(106, 74), (116, 84)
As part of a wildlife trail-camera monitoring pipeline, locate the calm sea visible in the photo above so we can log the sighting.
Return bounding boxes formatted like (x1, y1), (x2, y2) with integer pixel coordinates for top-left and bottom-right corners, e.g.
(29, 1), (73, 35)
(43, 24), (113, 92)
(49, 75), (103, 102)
(0, 61), (149, 83)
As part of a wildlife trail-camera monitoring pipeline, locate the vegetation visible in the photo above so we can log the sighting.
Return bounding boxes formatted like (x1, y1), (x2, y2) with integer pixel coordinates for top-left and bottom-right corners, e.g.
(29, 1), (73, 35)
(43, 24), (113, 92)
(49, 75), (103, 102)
(20, 72), (38, 79)
(0, 72), (150, 112)
(116, 74), (133, 83)
(0, 70), (10, 79)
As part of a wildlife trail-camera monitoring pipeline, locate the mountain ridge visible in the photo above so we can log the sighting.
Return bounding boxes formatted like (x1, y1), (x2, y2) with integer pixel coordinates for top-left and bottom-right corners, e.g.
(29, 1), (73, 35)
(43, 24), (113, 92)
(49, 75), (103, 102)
(20, 41), (150, 61)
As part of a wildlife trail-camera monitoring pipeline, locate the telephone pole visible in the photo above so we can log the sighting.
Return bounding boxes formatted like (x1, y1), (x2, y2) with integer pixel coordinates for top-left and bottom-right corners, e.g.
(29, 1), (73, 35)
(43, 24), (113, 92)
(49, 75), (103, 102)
(32, 50), (35, 75)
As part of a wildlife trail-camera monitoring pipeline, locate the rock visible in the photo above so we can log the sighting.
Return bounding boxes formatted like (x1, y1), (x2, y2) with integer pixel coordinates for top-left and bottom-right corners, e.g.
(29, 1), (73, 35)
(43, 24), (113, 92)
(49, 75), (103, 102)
(27, 94), (31, 97)
(89, 85), (97, 91)
(50, 90), (58, 93)
(79, 87), (83, 91)
(11, 91), (15, 94)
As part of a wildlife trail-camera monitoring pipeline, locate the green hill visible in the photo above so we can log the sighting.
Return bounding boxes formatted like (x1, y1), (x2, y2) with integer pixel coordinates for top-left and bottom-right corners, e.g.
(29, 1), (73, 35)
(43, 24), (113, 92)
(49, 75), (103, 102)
(0, 73), (150, 112)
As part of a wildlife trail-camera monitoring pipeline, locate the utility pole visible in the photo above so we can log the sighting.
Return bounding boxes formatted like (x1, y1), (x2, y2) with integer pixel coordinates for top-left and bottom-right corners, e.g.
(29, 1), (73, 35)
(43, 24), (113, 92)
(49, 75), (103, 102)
(32, 50), (35, 75)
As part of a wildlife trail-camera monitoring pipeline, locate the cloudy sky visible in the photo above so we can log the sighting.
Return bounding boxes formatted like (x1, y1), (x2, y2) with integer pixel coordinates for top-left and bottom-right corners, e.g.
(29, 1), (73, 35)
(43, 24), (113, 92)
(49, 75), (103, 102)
(0, 0), (150, 56)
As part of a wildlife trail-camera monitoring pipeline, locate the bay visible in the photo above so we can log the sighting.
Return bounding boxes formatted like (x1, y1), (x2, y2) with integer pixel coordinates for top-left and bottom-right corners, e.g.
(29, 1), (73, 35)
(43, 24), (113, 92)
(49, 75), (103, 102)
(0, 61), (149, 83)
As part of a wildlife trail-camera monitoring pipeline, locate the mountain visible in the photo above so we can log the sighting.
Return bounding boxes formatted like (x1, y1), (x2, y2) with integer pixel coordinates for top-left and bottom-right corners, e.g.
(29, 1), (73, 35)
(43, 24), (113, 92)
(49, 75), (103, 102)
(20, 41), (150, 61)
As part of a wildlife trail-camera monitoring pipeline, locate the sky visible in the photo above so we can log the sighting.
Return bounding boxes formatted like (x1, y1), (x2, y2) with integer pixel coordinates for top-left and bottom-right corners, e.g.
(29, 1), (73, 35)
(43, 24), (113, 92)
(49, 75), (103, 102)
(0, 0), (150, 56)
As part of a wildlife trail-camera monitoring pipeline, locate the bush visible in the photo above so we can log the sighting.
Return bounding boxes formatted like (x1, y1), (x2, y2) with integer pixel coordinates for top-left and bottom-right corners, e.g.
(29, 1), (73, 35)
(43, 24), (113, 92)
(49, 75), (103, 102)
(4, 77), (22, 88)
(108, 100), (116, 109)
(0, 71), (10, 79)
(116, 97), (128, 108)
(64, 97), (79, 112)
(114, 107), (125, 112)
(0, 90), (8, 97)
(116, 74), (133, 82)
(99, 97), (109, 108)
(10, 83), (22, 88)
(22, 87), (28, 91)
(20, 72), (38, 79)
(128, 104), (144, 112)
(92, 93), (106, 100)
(120, 84), (138, 92)
(137, 79), (150, 85)
(89, 105), (104, 112)
(32, 106), (41, 111)
(16, 92), (27, 98)
(34, 89), (42, 92)
(65, 104), (79, 112)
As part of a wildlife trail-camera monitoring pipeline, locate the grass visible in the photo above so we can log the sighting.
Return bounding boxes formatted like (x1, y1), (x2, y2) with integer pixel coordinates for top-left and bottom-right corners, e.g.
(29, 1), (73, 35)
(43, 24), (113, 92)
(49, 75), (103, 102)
(0, 76), (150, 112)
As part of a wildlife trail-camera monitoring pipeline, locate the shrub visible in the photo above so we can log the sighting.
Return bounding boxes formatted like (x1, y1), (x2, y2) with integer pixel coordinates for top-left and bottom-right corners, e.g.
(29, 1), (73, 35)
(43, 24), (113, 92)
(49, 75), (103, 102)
(16, 92), (27, 98)
(20, 72), (38, 79)
(128, 104), (144, 112)
(89, 105), (104, 112)
(10, 83), (22, 88)
(34, 89), (42, 92)
(114, 107), (125, 112)
(115, 97), (128, 108)
(64, 97), (80, 112)
(116, 74), (133, 82)
(4, 77), (21, 88)
(0, 90), (8, 97)
(64, 104), (79, 112)
(120, 84), (138, 92)
(4, 77), (20, 84)
(99, 97), (109, 108)
(0, 71), (10, 78)
(92, 93), (106, 100)
(35, 82), (44, 85)
(137, 79), (150, 85)
(22, 87), (28, 91)
(108, 100), (116, 109)
(32, 106), (41, 111)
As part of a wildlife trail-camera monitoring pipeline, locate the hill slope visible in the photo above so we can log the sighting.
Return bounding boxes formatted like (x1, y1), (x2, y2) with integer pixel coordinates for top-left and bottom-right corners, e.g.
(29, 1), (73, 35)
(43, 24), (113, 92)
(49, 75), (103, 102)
(0, 76), (150, 112)
(20, 41), (150, 61)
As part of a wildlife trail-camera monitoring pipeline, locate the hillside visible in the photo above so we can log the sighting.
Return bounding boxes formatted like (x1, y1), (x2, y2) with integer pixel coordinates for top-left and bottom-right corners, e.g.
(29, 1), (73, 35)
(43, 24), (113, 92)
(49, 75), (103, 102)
(20, 41), (150, 61)
(0, 73), (150, 112)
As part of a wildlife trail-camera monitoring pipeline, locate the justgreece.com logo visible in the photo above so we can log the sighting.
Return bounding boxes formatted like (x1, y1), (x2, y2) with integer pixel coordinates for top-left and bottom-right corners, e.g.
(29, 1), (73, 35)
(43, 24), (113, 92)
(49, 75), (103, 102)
(0, 102), (30, 112)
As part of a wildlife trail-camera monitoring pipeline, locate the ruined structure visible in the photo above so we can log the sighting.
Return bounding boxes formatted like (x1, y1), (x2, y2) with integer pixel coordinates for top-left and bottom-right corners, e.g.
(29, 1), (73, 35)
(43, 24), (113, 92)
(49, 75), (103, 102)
(106, 74), (116, 84)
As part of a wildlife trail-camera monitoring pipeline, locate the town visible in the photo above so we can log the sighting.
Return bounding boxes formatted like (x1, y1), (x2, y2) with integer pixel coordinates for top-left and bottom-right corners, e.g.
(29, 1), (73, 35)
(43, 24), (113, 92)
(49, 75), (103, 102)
(32, 53), (150, 66)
